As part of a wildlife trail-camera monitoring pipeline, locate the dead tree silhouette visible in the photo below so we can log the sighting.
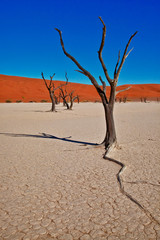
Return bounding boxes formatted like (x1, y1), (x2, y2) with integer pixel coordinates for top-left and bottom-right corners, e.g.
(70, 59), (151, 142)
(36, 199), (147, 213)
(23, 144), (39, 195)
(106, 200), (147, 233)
(55, 17), (137, 152)
(41, 72), (68, 112)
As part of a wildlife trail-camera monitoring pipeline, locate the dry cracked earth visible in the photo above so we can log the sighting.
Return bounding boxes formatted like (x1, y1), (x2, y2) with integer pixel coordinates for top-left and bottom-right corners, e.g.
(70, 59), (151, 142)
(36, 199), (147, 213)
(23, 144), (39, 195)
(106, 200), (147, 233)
(0, 102), (160, 240)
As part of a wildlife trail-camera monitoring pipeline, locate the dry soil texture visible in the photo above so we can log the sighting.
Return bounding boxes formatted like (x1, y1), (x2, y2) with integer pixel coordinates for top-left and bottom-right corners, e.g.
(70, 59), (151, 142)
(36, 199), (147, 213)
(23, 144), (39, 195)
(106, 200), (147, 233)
(0, 102), (160, 240)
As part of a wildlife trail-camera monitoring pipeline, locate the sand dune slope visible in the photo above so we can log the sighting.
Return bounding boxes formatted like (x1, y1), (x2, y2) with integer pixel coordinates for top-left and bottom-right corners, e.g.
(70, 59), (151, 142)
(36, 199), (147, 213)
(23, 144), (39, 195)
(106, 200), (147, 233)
(0, 74), (160, 102)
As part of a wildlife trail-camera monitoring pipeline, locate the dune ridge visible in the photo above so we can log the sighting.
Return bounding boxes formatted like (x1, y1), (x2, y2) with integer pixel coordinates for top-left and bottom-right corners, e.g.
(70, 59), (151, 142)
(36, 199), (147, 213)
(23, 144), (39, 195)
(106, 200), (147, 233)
(0, 74), (160, 102)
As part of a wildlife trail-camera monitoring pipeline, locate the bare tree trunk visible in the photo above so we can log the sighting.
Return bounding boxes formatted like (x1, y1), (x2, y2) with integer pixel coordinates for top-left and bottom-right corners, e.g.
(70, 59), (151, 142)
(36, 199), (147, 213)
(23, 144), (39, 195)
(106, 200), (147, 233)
(69, 95), (78, 110)
(102, 103), (117, 149)
(41, 72), (68, 112)
(97, 86), (116, 149)
(50, 91), (56, 112)
(69, 99), (73, 110)
(65, 100), (70, 109)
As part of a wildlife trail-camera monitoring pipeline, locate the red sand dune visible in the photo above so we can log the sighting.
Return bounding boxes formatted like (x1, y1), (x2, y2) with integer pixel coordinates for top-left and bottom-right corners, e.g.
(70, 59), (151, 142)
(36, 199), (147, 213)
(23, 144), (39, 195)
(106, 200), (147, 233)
(0, 74), (160, 102)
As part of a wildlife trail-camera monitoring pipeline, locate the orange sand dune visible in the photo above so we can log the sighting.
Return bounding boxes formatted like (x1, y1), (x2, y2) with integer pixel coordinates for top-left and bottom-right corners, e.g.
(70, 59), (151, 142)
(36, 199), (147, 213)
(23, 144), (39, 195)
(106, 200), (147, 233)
(0, 74), (160, 102)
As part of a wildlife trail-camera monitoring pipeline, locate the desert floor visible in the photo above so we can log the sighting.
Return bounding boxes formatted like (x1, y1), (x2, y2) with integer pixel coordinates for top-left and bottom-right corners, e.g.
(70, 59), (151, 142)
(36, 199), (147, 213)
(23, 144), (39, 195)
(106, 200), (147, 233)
(0, 102), (160, 240)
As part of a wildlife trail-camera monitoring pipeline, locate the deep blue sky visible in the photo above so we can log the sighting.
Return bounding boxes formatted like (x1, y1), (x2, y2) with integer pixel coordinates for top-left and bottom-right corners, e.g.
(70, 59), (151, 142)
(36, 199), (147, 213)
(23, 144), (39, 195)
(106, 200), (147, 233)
(0, 0), (160, 85)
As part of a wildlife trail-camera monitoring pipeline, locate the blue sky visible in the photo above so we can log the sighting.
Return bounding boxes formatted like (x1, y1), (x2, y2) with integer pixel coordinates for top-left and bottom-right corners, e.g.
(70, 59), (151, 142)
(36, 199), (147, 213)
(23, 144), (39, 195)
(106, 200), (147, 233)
(0, 0), (160, 85)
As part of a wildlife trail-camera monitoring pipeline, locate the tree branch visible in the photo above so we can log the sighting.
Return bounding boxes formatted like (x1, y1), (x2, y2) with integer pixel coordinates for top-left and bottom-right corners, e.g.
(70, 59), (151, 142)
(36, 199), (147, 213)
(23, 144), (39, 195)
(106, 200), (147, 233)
(116, 31), (138, 78)
(41, 72), (50, 90)
(125, 47), (134, 59)
(65, 72), (69, 82)
(59, 87), (68, 98)
(73, 96), (78, 102)
(98, 17), (113, 85)
(99, 76), (106, 93)
(115, 86), (131, 96)
(55, 28), (102, 92)
(54, 74), (68, 91)
(114, 50), (120, 78)
(75, 69), (88, 77)
(49, 74), (55, 89)
(69, 90), (74, 96)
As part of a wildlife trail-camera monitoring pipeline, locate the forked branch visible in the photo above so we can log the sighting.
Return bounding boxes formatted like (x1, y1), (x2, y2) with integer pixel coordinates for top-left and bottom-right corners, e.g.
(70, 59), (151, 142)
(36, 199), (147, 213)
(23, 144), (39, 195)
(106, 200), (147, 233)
(41, 72), (55, 90)
(116, 31), (138, 78)
(41, 72), (68, 91)
(98, 17), (113, 85)
(125, 47), (134, 59)
(49, 74), (56, 88)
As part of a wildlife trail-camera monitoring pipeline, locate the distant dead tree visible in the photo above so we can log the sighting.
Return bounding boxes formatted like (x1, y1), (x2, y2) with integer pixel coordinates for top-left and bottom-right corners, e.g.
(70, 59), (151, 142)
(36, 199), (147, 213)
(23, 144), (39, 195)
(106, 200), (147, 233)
(55, 17), (137, 152)
(69, 91), (79, 110)
(59, 87), (79, 110)
(140, 97), (147, 103)
(41, 72), (68, 111)
(59, 87), (70, 109)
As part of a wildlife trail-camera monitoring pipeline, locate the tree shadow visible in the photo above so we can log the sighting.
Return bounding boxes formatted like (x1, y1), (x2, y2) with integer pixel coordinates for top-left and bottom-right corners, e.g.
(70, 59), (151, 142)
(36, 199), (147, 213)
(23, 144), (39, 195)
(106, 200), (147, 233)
(0, 132), (98, 146)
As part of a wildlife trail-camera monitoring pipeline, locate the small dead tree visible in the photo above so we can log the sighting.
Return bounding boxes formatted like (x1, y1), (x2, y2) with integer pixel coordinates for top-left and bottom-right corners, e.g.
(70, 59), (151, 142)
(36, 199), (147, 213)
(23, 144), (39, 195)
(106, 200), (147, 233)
(59, 88), (79, 110)
(59, 74), (69, 109)
(41, 72), (68, 111)
(69, 91), (79, 110)
(59, 87), (70, 109)
(55, 17), (137, 152)
(59, 74), (79, 110)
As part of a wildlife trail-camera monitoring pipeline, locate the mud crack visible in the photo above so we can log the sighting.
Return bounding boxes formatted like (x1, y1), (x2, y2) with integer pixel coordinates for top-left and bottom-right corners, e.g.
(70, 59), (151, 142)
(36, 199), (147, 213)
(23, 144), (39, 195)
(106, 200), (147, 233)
(103, 152), (160, 226)
(124, 180), (160, 187)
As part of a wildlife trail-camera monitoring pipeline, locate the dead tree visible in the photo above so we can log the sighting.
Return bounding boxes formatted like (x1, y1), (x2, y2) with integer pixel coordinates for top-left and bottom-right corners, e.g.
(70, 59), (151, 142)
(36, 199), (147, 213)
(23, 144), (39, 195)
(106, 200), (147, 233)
(41, 72), (68, 112)
(55, 17), (137, 152)
(59, 88), (79, 110)
(69, 91), (79, 110)
(59, 75), (79, 110)
(59, 87), (70, 109)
